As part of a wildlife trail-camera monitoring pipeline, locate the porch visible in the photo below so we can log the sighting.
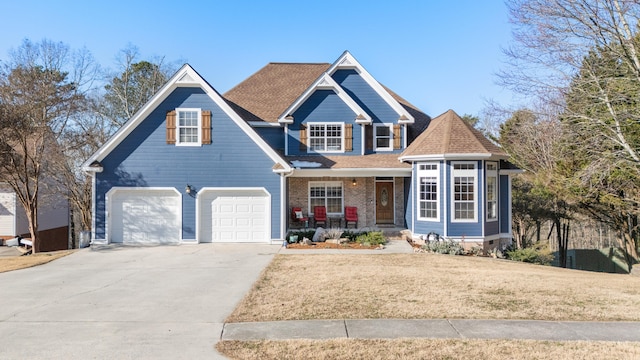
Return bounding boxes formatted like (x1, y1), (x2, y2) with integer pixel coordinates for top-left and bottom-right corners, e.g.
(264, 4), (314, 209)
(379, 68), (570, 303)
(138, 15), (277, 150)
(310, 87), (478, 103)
(286, 176), (408, 230)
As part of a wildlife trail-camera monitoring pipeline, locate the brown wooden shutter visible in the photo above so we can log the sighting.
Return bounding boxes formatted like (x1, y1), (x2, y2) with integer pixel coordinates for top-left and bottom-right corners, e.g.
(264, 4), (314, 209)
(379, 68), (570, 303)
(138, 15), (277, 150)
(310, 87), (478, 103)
(201, 110), (211, 144)
(299, 124), (307, 151)
(393, 124), (402, 149)
(345, 124), (353, 152)
(166, 110), (176, 144)
(365, 125), (373, 150)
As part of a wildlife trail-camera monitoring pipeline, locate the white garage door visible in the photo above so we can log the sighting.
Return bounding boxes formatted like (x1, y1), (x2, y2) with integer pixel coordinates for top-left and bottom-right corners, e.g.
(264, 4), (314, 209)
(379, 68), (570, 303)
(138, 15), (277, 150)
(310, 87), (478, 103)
(0, 192), (16, 236)
(109, 189), (180, 244)
(199, 189), (270, 243)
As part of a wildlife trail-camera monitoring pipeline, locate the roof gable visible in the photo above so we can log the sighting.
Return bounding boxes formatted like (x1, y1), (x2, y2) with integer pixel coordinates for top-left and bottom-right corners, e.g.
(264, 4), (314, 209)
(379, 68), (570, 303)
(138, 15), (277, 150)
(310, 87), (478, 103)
(277, 73), (371, 124)
(400, 109), (507, 161)
(327, 51), (415, 124)
(82, 64), (291, 172)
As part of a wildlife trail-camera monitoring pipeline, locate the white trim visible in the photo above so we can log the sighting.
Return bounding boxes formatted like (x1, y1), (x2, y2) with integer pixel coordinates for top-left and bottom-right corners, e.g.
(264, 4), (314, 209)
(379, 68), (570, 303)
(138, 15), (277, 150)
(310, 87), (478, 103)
(284, 124), (289, 156)
(450, 161), (478, 223)
(195, 187), (271, 243)
(91, 173), (97, 243)
(105, 187), (182, 244)
(442, 160), (448, 238)
(248, 121), (282, 127)
(410, 163), (415, 232)
(278, 73), (372, 124)
(360, 124), (365, 155)
(308, 181), (343, 216)
(403, 124), (407, 149)
(416, 162), (439, 222)
(485, 161), (498, 222)
(175, 108), (202, 146)
(399, 153), (500, 162)
(306, 122), (345, 153)
(326, 51), (414, 123)
(291, 168), (411, 177)
(280, 175), (287, 241)
(82, 64), (291, 173)
(374, 123), (394, 152)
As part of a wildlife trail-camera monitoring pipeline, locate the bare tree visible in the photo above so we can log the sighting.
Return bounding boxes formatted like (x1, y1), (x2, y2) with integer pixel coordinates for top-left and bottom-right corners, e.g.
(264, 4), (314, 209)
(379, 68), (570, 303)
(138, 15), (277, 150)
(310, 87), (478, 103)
(0, 39), (95, 252)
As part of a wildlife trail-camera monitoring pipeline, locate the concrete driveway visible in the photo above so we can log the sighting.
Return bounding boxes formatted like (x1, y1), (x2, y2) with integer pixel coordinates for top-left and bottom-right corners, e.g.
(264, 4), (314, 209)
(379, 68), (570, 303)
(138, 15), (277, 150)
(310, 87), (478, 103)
(0, 244), (280, 359)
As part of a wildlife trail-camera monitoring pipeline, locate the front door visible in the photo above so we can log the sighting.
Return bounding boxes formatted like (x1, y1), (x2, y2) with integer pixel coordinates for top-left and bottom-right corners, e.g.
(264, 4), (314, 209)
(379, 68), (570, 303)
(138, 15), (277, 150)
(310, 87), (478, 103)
(375, 182), (394, 224)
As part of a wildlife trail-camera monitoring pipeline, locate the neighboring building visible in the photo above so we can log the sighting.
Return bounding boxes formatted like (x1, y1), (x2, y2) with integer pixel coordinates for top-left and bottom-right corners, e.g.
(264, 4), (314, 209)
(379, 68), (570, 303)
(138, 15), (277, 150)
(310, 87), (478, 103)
(0, 183), (69, 251)
(82, 51), (517, 251)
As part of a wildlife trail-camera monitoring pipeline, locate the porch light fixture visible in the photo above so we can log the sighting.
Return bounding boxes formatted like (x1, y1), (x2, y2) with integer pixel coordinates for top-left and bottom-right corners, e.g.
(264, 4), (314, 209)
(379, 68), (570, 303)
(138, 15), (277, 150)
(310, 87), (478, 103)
(185, 184), (196, 195)
(352, 178), (357, 186)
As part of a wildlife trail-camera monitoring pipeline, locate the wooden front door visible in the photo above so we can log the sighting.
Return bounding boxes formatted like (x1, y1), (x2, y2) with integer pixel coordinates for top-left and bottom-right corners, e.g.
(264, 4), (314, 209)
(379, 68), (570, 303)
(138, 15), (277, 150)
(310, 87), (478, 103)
(375, 182), (394, 224)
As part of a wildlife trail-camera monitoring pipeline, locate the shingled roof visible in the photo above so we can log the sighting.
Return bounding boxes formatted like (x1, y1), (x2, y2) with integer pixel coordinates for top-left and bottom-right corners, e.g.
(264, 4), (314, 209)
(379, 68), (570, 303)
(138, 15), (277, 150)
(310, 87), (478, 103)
(223, 62), (431, 141)
(224, 63), (330, 123)
(401, 109), (506, 159)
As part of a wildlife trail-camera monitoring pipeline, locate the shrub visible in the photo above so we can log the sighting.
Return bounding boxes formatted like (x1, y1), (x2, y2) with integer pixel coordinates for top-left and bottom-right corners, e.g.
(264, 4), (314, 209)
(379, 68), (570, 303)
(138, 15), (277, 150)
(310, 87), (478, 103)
(505, 245), (554, 265)
(287, 229), (316, 242)
(341, 230), (362, 242)
(355, 231), (386, 246)
(324, 228), (344, 240)
(422, 239), (465, 255)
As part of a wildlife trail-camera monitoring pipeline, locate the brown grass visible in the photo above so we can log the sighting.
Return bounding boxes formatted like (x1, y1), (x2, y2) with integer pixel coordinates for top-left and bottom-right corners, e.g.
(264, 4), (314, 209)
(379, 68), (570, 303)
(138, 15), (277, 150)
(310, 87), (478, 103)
(0, 250), (75, 273)
(216, 339), (640, 360)
(227, 253), (640, 322)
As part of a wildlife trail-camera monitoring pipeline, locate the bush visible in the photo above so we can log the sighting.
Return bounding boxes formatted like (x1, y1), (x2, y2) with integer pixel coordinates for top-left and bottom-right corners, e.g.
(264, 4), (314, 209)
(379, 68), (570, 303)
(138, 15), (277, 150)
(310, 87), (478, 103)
(287, 229), (316, 242)
(355, 231), (386, 246)
(323, 228), (344, 240)
(422, 239), (465, 255)
(505, 245), (554, 265)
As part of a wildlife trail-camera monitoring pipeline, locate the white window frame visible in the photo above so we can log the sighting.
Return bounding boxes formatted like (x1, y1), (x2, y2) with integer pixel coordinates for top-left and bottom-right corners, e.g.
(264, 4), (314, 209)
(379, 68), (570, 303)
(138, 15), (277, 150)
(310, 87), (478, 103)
(176, 108), (202, 146)
(417, 163), (439, 221)
(308, 181), (344, 216)
(374, 123), (394, 151)
(486, 162), (498, 222)
(451, 161), (478, 222)
(307, 122), (344, 153)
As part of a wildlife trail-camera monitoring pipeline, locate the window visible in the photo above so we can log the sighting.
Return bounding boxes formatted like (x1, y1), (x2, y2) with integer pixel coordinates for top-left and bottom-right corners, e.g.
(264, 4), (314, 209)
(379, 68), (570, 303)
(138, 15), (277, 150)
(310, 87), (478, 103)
(452, 162), (477, 222)
(418, 163), (439, 220)
(486, 162), (498, 221)
(309, 181), (343, 215)
(374, 124), (393, 151)
(177, 108), (201, 146)
(308, 123), (343, 152)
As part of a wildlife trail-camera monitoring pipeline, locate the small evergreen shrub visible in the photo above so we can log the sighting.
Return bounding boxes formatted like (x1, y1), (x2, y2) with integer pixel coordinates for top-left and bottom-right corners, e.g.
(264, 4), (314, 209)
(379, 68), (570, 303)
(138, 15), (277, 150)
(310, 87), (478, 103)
(355, 231), (386, 246)
(505, 245), (554, 265)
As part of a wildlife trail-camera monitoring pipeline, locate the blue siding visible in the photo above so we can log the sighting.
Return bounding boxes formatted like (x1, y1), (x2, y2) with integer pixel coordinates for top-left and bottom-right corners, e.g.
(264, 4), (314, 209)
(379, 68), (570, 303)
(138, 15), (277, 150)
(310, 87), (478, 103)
(288, 90), (362, 156)
(332, 69), (403, 154)
(499, 175), (510, 234)
(95, 87), (282, 240)
(445, 160), (483, 238)
(255, 126), (284, 150)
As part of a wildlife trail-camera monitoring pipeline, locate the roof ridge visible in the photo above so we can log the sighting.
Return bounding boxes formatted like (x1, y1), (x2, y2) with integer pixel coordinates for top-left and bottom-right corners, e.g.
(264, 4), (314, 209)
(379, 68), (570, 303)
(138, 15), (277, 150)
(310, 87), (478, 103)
(267, 62), (331, 65)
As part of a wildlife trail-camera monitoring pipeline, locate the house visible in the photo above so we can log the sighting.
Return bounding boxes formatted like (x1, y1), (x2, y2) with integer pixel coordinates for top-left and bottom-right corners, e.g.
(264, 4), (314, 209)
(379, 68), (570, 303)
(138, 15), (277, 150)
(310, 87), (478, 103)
(0, 182), (70, 251)
(82, 51), (517, 251)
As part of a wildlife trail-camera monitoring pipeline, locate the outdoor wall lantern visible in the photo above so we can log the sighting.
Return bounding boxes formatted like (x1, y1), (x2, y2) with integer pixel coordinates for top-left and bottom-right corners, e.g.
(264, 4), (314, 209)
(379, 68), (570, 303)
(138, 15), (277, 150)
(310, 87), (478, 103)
(352, 178), (357, 186)
(185, 184), (196, 196)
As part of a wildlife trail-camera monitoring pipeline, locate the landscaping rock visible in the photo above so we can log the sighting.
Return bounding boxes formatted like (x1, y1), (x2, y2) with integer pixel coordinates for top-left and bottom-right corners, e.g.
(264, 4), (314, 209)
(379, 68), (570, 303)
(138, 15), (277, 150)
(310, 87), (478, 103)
(312, 227), (325, 242)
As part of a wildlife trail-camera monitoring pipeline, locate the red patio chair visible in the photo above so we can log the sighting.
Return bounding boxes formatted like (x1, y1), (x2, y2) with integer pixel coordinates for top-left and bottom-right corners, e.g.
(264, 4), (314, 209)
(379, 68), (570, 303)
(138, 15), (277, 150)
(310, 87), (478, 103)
(313, 206), (327, 227)
(291, 207), (308, 228)
(345, 206), (358, 228)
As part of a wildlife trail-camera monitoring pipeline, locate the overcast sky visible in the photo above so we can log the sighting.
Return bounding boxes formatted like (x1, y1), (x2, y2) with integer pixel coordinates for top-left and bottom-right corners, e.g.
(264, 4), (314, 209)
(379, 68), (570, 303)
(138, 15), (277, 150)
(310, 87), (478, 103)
(1, 0), (517, 118)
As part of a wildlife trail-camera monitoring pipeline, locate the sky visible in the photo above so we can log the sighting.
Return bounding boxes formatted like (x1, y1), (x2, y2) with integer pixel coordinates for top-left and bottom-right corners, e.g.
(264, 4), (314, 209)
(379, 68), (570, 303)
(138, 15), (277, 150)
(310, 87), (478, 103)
(0, 0), (516, 118)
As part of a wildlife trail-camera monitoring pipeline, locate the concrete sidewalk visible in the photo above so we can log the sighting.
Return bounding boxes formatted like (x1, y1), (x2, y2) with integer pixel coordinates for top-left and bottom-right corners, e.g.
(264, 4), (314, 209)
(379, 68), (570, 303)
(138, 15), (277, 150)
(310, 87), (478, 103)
(221, 319), (640, 342)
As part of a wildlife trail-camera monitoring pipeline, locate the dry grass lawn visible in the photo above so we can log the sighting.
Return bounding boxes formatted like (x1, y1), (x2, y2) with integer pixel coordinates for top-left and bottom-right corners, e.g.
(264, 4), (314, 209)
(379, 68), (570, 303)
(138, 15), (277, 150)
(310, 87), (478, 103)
(217, 339), (640, 360)
(227, 253), (640, 322)
(0, 250), (75, 273)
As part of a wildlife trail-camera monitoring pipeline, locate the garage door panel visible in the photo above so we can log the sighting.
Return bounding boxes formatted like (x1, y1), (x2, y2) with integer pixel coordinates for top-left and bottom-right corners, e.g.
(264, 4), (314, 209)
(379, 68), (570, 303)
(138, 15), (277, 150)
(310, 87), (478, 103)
(201, 190), (269, 243)
(110, 189), (180, 244)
